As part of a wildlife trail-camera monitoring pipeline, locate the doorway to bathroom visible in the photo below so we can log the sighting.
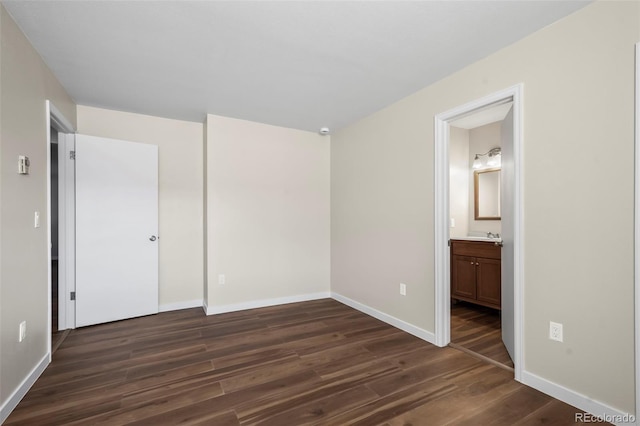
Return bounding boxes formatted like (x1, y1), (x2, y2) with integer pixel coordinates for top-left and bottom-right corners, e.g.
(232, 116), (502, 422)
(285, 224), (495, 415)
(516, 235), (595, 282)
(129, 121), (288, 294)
(434, 85), (524, 381)
(447, 105), (513, 369)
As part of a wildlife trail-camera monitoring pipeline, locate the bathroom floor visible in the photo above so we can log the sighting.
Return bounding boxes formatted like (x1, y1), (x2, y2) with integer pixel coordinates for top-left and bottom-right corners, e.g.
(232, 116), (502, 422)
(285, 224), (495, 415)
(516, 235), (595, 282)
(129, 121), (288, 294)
(451, 301), (514, 369)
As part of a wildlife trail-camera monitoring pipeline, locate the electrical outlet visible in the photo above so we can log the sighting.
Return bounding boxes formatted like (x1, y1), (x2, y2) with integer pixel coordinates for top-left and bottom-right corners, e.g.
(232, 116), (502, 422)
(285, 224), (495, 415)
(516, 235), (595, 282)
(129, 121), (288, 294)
(19, 321), (26, 342)
(400, 283), (407, 296)
(218, 274), (226, 285)
(34, 211), (40, 228)
(549, 321), (563, 342)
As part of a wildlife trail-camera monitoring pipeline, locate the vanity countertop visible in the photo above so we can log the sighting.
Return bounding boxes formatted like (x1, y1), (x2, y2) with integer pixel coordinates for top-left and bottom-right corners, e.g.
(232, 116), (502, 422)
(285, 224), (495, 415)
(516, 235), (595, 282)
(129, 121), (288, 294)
(451, 236), (502, 243)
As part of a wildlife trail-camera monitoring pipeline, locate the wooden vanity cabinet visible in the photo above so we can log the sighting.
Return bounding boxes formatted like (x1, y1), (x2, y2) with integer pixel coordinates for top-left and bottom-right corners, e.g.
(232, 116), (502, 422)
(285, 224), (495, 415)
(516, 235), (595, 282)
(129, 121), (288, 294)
(450, 239), (501, 310)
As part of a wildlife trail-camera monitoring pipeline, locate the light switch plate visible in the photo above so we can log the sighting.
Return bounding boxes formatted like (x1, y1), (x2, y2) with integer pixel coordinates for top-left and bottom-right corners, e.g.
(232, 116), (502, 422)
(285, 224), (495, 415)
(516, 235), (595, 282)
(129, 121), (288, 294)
(18, 155), (30, 174)
(19, 321), (26, 342)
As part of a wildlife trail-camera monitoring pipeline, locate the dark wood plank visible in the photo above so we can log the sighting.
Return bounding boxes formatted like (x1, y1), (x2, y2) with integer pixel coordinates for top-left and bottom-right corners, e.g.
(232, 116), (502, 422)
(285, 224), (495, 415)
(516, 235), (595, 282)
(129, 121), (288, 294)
(5, 299), (594, 425)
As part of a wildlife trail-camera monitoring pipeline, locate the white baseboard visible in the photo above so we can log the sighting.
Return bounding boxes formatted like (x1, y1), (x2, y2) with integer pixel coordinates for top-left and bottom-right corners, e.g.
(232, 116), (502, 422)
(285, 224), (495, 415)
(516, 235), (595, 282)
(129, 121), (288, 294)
(330, 292), (436, 345)
(202, 298), (209, 315)
(0, 353), (49, 424)
(205, 292), (330, 315)
(159, 299), (203, 313)
(521, 371), (636, 426)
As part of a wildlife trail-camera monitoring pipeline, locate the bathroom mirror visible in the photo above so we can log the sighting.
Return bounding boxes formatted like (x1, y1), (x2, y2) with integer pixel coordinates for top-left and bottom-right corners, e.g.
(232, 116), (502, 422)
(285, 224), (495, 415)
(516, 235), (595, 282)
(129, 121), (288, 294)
(474, 167), (501, 220)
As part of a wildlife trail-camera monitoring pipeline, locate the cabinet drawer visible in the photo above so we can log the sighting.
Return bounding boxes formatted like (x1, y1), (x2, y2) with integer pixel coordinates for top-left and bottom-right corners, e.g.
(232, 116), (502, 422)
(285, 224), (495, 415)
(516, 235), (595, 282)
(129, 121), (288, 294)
(451, 240), (501, 259)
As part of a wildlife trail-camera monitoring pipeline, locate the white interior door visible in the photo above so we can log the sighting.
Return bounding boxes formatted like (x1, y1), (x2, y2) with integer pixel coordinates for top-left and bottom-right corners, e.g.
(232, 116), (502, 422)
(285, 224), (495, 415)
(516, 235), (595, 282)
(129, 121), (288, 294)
(75, 134), (159, 327)
(57, 132), (76, 330)
(500, 107), (515, 361)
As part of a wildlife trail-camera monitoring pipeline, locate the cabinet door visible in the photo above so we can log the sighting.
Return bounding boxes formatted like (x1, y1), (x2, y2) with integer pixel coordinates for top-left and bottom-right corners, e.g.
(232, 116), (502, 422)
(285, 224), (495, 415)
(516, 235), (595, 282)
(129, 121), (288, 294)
(452, 255), (477, 299)
(477, 257), (501, 308)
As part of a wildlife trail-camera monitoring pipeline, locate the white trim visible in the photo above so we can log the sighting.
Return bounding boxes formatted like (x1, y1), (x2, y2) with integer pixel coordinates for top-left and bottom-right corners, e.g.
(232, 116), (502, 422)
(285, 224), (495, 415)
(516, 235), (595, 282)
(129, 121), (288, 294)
(205, 292), (331, 315)
(49, 102), (74, 133)
(159, 299), (204, 313)
(521, 371), (636, 426)
(61, 133), (76, 330)
(202, 298), (209, 315)
(434, 84), (524, 382)
(634, 41), (639, 425)
(331, 292), (437, 345)
(512, 85), (525, 383)
(0, 354), (49, 424)
(58, 133), (76, 331)
(46, 103), (52, 356)
(434, 114), (451, 347)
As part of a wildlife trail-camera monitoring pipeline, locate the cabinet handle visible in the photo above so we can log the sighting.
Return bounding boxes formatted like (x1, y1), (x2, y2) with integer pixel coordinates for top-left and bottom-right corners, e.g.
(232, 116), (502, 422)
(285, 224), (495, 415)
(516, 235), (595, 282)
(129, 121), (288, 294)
(476, 263), (479, 266)
(470, 262), (474, 265)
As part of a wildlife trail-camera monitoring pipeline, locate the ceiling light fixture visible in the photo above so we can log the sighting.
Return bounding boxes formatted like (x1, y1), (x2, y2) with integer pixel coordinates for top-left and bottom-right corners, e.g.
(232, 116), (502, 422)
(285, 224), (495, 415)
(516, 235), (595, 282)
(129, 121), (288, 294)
(472, 147), (501, 169)
(319, 127), (330, 136)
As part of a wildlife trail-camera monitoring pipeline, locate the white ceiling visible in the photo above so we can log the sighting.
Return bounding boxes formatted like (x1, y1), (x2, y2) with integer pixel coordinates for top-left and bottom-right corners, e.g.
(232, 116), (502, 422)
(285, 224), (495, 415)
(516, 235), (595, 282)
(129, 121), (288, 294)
(2, 1), (590, 133)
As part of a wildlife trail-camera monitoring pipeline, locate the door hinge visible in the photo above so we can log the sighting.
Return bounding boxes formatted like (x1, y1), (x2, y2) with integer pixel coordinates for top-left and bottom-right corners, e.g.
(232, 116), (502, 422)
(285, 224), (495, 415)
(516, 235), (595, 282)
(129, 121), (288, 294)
(448, 239), (451, 247)
(70, 291), (76, 301)
(69, 150), (75, 160)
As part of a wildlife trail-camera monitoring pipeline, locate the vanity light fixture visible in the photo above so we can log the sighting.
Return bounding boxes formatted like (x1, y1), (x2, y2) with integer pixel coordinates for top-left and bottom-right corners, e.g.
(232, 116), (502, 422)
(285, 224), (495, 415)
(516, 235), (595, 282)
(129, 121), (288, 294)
(472, 147), (501, 169)
(472, 155), (482, 169)
(487, 149), (501, 167)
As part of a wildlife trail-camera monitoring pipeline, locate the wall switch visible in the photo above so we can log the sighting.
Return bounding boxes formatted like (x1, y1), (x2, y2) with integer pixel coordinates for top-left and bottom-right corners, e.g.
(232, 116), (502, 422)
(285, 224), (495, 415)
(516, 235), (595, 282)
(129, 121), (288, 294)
(34, 211), (40, 228)
(218, 274), (226, 285)
(450, 218), (455, 228)
(400, 283), (407, 296)
(549, 321), (563, 342)
(19, 321), (26, 342)
(18, 155), (30, 174)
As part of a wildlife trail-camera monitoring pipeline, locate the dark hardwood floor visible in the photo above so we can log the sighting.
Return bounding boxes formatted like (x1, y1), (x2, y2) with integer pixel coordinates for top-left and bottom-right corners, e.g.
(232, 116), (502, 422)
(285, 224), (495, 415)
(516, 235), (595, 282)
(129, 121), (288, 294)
(451, 301), (514, 369)
(6, 299), (595, 425)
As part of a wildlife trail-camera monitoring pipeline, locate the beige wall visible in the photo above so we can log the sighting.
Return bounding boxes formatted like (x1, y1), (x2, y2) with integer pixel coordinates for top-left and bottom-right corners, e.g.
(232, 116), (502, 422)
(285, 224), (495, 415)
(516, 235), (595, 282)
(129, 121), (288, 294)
(205, 115), (330, 310)
(468, 121), (501, 235)
(331, 0), (638, 413)
(449, 126), (469, 239)
(0, 3), (77, 411)
(77, 106), (204, 307)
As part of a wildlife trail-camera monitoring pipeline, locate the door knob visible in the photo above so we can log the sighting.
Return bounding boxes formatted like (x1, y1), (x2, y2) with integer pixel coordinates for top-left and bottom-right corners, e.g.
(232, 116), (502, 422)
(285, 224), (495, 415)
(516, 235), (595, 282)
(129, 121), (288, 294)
(149, 235), (157, 241)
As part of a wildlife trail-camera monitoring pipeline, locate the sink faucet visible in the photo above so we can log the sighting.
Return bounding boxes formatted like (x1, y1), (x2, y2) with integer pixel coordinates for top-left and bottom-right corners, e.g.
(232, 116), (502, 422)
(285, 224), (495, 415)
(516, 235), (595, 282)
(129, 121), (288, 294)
(486, 232), (500, 239)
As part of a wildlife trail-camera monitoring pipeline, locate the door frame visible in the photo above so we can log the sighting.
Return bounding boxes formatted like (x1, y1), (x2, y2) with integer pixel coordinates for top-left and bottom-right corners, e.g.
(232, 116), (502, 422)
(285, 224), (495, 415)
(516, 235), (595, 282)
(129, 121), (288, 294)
(434, 84), (524, 381)
(634, 41), (639, 423)
(46, 100), (75, 348)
